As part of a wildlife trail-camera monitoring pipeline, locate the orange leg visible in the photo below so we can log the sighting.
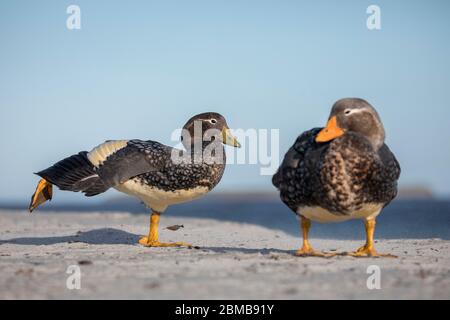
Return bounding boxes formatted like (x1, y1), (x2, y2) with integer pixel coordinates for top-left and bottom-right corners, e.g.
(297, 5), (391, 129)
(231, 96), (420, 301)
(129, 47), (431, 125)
(346, 219), (396, 258)
(139, 212), (192, 248)
(295, 217), (335, 257)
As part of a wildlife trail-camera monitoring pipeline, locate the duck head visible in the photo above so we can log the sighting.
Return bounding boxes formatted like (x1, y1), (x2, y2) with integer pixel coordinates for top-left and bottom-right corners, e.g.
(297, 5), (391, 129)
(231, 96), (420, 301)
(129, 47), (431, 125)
(316, 98), (386, 150)
(181, 112), (241, 150)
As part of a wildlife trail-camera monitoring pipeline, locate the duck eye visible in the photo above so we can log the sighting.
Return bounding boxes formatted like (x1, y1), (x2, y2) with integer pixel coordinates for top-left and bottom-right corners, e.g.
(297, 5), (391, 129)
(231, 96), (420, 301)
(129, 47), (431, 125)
(344, 110), (351, 115)
(210, 119), (217, 124)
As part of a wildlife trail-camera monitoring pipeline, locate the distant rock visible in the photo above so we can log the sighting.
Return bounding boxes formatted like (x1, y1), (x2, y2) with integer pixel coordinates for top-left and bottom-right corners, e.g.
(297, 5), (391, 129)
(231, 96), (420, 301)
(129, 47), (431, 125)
(397, 186), (434, 199)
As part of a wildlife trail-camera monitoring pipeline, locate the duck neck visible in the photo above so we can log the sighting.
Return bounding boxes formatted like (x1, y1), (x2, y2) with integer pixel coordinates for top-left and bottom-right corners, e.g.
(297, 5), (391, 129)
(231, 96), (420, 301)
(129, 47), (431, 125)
(370, 133), (385, 150)
(365, 112), (386, 150)
(189, 140), (226, 165)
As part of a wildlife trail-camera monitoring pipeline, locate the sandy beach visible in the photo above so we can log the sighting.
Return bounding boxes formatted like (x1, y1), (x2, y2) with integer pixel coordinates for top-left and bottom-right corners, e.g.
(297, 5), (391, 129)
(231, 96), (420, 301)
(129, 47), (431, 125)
(1, 202), (449, 299)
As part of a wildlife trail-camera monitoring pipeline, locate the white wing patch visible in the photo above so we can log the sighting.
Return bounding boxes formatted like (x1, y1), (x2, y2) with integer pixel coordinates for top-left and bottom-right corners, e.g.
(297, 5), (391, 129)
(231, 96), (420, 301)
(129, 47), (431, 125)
(87, 140), (129, 167)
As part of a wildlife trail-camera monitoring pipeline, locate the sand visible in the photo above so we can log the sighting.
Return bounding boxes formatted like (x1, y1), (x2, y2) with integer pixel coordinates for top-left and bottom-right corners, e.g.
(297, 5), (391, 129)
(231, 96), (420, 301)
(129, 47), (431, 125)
(0, 209), (449, 300)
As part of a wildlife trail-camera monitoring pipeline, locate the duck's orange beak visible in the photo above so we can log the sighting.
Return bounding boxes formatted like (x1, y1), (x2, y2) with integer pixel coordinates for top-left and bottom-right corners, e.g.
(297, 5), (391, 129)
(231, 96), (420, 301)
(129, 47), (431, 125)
(316, 116), (344, 143)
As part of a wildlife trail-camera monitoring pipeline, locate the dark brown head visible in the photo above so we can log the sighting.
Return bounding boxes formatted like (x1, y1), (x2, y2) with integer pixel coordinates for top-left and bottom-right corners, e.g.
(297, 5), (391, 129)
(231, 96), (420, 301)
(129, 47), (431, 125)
(181, 112), (241, 150)
(316, 98), (385, 149)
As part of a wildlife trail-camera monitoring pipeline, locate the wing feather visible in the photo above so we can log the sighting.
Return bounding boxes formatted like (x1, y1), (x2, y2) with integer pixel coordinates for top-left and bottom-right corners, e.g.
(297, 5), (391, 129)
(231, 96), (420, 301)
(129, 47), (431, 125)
(93, 140), (172, 189)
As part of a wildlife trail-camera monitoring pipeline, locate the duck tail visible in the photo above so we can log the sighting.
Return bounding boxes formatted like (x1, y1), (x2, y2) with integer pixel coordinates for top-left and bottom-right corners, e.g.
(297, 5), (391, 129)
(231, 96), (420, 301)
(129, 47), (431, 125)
(29, 152), (108, 212)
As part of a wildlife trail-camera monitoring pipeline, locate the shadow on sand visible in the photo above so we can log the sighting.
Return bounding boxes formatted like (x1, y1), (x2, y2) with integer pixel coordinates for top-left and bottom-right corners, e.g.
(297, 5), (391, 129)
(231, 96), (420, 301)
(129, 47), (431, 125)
(201, 247), (294, 255)
(0, 228), (140, 246)
(0, 228), (295, 255)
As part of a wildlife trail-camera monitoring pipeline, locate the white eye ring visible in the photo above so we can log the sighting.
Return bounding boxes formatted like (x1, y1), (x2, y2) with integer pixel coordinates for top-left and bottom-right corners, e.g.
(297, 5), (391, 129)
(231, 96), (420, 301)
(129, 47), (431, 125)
(344, 109), (352, 115)
(210, 119), (217, 124)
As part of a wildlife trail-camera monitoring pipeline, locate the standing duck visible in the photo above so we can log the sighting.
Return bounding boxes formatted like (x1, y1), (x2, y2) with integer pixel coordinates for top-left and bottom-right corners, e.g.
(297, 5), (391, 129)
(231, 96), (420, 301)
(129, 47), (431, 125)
(273, 98), (400, 257)
(29, 112), (241, 247)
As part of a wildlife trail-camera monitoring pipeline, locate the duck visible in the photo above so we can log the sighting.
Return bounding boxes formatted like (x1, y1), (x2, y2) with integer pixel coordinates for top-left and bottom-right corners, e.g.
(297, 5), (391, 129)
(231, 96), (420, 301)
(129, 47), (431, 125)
(29, 112), (241, 247)
(272, 98), (401, 257)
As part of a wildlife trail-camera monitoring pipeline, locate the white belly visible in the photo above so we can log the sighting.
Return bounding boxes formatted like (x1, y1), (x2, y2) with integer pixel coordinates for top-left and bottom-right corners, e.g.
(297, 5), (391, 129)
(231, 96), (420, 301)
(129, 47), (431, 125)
(298, 203), (383, 223)
(115, 180), (209, 213)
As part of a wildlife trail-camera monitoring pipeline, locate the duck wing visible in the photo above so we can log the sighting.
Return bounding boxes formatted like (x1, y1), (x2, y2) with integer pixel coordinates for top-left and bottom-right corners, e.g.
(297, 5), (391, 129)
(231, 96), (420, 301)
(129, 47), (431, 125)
(272, 128), (327, 213)
(272, 128), (322, 189)
(377, 144), (401, 182)
(369, 143), (401, 206)
(89, 139), (175, 191)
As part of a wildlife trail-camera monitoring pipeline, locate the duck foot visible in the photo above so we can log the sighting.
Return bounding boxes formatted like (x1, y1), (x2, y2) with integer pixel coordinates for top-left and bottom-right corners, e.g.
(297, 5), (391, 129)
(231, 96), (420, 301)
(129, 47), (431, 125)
(29, 179), (53, 212)
(342, 245), (397, 258)
(139, 236), (193, 248)
(295, 247), (336, 258)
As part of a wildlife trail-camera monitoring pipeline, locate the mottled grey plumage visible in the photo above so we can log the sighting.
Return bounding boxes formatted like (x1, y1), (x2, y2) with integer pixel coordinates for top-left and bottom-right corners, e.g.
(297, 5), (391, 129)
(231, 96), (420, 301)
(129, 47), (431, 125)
(273, 98), (401, 218)
(273, 129), (400, 215)
(113, 139), (226, 193)
(35, 112), (237, 209)
(36, 139), (225, 197)
(96, 140), (172, 190)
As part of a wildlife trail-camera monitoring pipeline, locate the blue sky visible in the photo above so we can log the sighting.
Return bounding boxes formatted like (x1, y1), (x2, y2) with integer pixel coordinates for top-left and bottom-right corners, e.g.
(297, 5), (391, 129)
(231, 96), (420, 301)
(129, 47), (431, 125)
(1, 0), (449, 204)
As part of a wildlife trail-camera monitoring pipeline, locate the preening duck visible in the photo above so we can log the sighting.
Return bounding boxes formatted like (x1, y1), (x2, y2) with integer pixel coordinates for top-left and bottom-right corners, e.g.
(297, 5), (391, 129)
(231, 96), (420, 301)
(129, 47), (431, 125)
(29, 112), (241, 247)
(273, 98), (401, 257)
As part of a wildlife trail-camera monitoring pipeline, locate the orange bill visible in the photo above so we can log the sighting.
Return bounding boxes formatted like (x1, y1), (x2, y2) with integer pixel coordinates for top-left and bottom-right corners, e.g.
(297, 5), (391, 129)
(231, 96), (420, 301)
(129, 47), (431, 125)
(29, 179), (53, 213)
(316, 116), (345, 143)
